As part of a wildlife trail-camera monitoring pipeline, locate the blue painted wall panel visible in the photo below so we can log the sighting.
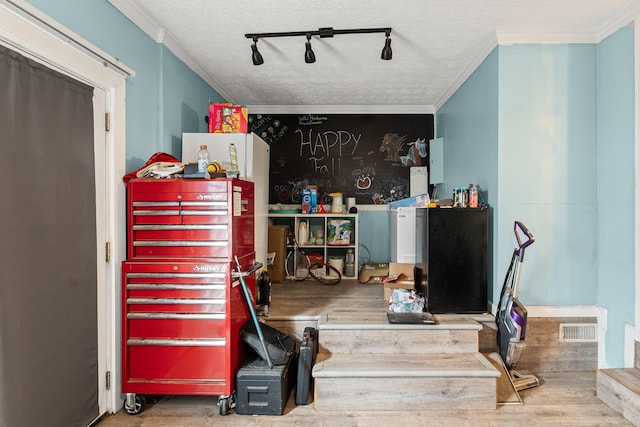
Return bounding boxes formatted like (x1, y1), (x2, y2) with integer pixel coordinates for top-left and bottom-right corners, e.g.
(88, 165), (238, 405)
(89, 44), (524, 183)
(596, 27), (635, 368)
(498, 44), (598, 307)
(435, 49), (499, 302)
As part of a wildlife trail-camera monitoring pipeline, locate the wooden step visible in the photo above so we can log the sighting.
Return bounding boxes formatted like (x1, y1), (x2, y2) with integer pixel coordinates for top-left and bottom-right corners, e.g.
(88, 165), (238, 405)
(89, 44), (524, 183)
(312, 352), (499, 411)
(317, 313), (481, 354)
(597, 368), (640, 425)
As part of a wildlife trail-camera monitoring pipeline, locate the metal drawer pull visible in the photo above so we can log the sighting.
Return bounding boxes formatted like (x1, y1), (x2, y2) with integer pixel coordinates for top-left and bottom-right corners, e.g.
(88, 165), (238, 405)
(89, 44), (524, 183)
(132, 224), (227, 230)
(132, 201), (180, 207)
(127, 283), (226, 290)
(127, 298), (225, 305)
(127, 272), (226, 279)
(133, 210), (179, 216)
(232, 262), (264, 278)
(132, 241), (228, 247)
(127, 312), (225, 320)
(127, 338), (226, 347)
(181, 211), (227, 216)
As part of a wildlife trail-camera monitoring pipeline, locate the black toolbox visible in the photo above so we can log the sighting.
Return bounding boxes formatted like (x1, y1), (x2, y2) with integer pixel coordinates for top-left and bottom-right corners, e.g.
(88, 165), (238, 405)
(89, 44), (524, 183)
(295, 327), (318, 405)
(235, 352), (297, 415)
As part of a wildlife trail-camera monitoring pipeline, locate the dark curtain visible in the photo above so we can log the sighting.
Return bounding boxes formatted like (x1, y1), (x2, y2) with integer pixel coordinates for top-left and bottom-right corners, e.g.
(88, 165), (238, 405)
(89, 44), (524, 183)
(0, 44), (98, 426)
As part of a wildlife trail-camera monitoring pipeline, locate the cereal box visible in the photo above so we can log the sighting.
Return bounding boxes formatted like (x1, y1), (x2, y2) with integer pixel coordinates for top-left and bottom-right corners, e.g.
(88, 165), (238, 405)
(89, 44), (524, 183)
(208, 103), (248, 133)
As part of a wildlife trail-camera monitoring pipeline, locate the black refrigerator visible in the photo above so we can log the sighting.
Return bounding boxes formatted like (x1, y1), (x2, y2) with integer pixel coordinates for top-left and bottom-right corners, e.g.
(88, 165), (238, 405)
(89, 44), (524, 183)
(415, 207), (488, 313)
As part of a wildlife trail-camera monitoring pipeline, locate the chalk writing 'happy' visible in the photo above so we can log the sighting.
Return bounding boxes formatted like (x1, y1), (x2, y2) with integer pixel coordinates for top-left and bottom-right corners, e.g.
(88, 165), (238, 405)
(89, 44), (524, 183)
(296, 129), (361, 158)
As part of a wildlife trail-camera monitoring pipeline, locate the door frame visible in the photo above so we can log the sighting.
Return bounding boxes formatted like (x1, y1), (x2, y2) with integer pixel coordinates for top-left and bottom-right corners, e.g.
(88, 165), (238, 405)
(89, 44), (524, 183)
(0, 0), (130, 415)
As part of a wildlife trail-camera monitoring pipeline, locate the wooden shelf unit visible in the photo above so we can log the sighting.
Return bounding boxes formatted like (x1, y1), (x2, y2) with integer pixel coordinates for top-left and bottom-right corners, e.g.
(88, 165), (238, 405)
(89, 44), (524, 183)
(268, 213), (358, 279)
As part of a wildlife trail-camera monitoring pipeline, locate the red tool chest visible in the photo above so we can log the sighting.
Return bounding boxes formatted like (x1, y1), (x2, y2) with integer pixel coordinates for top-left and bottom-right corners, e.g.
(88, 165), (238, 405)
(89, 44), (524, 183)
(126, 178), (254, 261)
(122, 178), (257, 416)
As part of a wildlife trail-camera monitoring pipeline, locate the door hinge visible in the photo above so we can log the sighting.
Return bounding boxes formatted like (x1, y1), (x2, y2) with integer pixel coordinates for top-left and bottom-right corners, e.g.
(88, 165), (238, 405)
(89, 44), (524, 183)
(105, 241), (111, 262)
(106, 371), (111, 390)
(105, 112), (111, 132)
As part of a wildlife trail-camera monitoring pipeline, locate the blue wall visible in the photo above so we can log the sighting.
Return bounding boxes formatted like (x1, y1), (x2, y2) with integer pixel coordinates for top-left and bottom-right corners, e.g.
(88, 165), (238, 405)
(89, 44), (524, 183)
(498, 43), (599, 307)
(596, 27), (635, 368)
(438, 31), (634, 367)
(27, 0), (224, 171)
(439, 44), (600, 307)
(358, 210), (391, 263)
(435, 49), (499, 302)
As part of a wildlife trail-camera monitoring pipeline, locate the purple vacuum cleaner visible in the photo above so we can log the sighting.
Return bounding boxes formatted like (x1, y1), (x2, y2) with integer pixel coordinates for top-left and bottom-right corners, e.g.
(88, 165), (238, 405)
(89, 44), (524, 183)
(496, 221), (540, 391)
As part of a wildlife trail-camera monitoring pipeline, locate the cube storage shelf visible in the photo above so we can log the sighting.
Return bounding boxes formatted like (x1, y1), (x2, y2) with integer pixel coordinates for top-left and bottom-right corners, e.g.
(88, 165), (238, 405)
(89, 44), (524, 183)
(268, 213), (358, 279)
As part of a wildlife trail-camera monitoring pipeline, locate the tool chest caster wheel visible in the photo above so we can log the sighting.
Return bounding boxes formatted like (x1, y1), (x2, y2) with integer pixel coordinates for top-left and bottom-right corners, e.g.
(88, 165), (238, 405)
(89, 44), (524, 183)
(218, 395), (232, 416)
(123, 393), (146, 415)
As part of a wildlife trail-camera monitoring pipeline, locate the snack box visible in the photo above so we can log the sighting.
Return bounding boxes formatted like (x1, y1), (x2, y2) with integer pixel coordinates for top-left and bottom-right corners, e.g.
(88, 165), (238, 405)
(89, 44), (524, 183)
(208, 102), (248, 133)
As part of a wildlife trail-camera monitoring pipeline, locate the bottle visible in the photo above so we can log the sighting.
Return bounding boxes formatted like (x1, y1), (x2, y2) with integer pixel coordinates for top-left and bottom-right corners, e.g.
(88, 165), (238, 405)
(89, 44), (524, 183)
(469, 184), (478, 208)
(298, 221), (308, 245)
(345, 248), (355, 277)
(197, 144), (209, 173)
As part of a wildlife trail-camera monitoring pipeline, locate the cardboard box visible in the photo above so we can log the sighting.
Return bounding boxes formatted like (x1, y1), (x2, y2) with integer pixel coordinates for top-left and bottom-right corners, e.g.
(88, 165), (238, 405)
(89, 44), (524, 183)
(208, 103), (248, 133)
(268, 226), (288, 283)
(383, 262), (416, 300)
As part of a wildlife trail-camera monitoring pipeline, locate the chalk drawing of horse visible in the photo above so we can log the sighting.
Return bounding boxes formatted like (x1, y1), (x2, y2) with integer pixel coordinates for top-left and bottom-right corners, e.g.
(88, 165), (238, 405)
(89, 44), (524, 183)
(379, 133), (407, 162)
(400, 138), (427, 166)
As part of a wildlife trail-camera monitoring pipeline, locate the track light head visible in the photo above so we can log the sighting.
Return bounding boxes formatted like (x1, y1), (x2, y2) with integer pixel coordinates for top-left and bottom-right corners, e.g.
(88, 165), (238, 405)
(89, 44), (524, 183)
(381, 31), (392, 60)
(305, 34), (316, 64)
(251, 36), (264, 66)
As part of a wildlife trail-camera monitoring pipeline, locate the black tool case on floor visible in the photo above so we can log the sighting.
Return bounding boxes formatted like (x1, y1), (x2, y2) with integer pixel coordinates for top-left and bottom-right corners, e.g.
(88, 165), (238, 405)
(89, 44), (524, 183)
(295, 327), (318, 405)
(235, 352), (297, 415)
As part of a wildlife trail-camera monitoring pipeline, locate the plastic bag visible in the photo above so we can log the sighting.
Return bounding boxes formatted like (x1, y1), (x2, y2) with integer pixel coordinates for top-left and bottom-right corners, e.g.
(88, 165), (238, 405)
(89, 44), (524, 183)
(388, 288), (425, 313)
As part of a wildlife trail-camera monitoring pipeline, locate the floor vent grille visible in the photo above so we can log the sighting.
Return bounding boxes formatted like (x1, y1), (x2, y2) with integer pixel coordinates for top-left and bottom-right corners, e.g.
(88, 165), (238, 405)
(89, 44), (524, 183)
(559, 323), (597, 342)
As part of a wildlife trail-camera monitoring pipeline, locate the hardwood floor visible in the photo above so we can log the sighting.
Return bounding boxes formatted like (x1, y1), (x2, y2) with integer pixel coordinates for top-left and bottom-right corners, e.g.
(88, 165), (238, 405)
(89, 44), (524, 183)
(99, 279), (630, 426)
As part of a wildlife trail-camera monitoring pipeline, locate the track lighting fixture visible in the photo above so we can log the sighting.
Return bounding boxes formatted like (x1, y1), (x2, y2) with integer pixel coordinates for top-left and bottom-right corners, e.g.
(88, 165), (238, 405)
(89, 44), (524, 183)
(304, 34), (316, 64)
(381, 30), (392, 60)
(251, 36), (264, 66)
(245, 27), (392, 65)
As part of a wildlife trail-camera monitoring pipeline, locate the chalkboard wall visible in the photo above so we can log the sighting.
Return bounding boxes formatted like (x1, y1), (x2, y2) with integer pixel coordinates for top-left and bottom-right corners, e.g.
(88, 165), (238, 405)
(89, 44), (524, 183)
(248, 114), (434, 205)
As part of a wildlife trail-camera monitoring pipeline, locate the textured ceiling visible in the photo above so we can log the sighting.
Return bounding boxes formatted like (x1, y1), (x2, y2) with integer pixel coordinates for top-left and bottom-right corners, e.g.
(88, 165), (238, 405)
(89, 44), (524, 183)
(109, 0), (639, 110)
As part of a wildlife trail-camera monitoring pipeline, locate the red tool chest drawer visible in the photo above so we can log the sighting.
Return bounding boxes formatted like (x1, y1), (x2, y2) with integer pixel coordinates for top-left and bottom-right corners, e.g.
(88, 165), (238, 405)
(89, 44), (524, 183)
(127, 178), (254, 261)
(122, 260), (255, 397)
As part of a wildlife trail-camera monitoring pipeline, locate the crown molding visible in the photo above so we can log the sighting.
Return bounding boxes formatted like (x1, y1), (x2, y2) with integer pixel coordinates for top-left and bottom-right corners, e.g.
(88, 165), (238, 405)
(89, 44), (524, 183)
(496, 31), (598, 44)
(596, 1), (640, 42)
(108, 0), (163, 42)
(108, 0), (235, 102)
(434, 32), (498, 111)
(246, 105), (435, 115)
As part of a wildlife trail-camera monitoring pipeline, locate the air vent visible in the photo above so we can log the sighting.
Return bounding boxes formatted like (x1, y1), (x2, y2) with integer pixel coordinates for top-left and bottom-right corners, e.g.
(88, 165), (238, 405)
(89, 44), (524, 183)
(559, 323), (597, 342)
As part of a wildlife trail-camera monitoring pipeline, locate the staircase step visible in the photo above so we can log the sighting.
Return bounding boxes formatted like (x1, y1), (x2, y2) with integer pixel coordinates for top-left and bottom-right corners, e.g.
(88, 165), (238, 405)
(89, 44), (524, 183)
(312, 353), (499, 411)
(317, 314), (481, 354)
(597, 368), (640, 425)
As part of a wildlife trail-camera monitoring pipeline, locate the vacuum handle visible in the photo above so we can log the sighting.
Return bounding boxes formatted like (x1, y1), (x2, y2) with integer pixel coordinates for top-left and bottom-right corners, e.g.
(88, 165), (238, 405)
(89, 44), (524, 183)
(514, 221), (534, 251)
(234, 255), (273, 369)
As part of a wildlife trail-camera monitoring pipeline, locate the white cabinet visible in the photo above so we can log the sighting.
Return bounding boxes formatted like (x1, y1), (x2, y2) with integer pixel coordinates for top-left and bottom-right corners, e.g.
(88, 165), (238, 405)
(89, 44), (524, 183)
(268, 213), (358, 279)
